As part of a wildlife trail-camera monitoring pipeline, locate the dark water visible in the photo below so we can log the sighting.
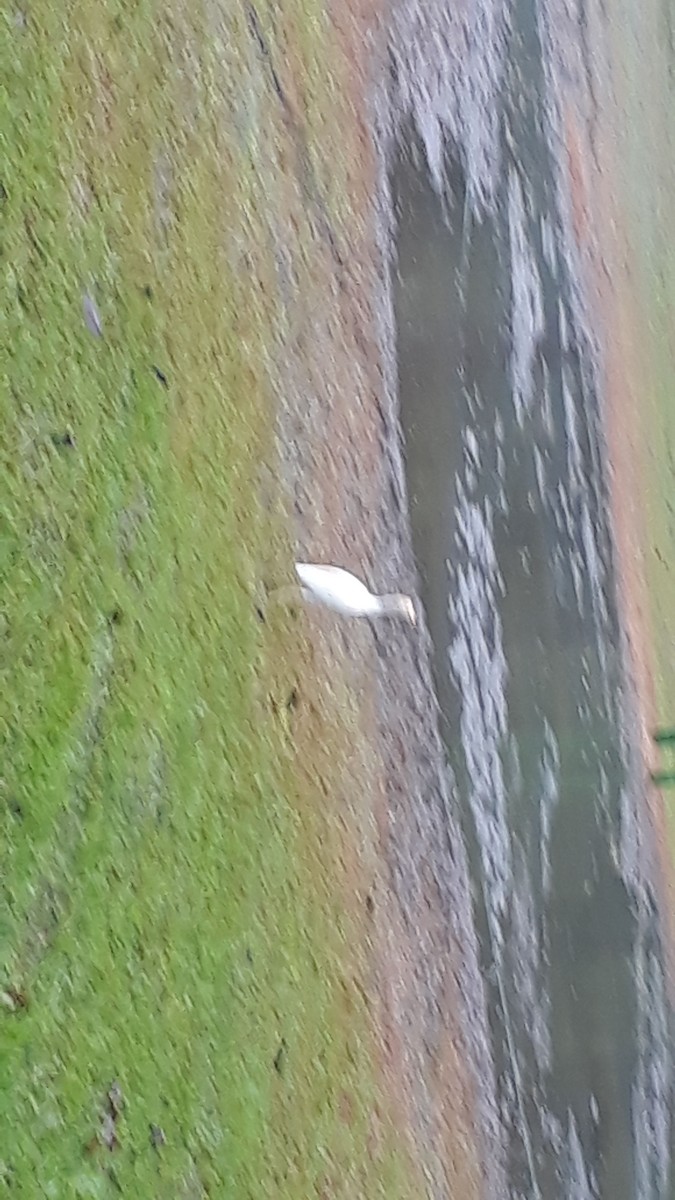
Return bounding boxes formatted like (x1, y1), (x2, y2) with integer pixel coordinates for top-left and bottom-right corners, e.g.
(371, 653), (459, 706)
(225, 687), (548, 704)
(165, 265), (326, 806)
(387, 0), (673, 1193)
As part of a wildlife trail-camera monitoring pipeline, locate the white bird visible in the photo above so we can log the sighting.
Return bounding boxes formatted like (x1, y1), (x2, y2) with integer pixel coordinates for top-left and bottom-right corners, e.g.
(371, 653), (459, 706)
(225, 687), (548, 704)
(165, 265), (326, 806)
(293, 563), (416, 624)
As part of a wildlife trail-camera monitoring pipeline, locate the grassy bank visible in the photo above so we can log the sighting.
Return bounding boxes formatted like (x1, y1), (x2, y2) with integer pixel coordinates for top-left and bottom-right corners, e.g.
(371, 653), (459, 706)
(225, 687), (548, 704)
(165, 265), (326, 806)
(1, 3), (412, 1195)
(607, 4), (675, 833)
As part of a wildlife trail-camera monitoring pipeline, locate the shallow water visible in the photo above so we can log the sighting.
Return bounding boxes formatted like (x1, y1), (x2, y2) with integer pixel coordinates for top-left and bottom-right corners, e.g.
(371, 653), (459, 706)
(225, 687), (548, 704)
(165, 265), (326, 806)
(388, 0), (673, 1192)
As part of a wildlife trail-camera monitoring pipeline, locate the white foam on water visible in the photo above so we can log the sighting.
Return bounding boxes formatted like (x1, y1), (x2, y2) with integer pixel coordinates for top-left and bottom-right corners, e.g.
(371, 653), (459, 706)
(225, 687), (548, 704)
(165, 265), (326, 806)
(508, 167), (546, 426)
(449, 449), (512, 951)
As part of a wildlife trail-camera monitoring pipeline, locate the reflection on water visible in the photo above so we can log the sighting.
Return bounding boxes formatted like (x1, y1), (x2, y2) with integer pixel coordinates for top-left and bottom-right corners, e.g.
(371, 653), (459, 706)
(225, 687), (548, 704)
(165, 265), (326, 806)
(390, 100), (672, 1200)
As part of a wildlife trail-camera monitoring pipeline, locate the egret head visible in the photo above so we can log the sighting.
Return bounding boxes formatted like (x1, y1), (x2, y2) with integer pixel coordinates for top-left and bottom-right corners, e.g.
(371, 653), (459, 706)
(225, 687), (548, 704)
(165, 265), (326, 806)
(388, 594), (416, 625)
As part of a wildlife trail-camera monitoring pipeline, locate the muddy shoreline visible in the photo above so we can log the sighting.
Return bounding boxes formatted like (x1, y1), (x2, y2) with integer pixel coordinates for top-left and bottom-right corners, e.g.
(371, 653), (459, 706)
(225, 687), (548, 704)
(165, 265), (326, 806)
(271, 6), (505, 1193)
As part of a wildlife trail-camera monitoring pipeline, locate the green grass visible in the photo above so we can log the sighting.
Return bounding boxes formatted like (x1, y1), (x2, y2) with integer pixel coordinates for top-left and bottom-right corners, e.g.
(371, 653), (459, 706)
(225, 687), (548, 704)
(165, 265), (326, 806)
(638, 263), (675, 840)
(0, 3), (414, 1195)
(608, 2), (675, 839)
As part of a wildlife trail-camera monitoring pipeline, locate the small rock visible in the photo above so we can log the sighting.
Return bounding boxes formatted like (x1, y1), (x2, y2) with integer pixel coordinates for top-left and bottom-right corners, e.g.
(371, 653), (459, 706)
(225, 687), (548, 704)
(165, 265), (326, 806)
(273, 1038), (287, 1075)
(0, 987), (27, 1012)
(151, 365), (168, 387)
(149, 1124), (166, 1148)
(100, 1112), (118, 1151)
(83, 292), (103, 338)
(106, 1081), (124, 1117)
(50, 431), (75, 449)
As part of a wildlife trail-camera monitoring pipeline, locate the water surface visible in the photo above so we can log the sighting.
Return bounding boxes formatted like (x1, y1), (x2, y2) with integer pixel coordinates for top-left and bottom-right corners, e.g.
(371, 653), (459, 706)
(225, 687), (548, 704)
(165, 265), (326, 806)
(388, 0), (673, 1189)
